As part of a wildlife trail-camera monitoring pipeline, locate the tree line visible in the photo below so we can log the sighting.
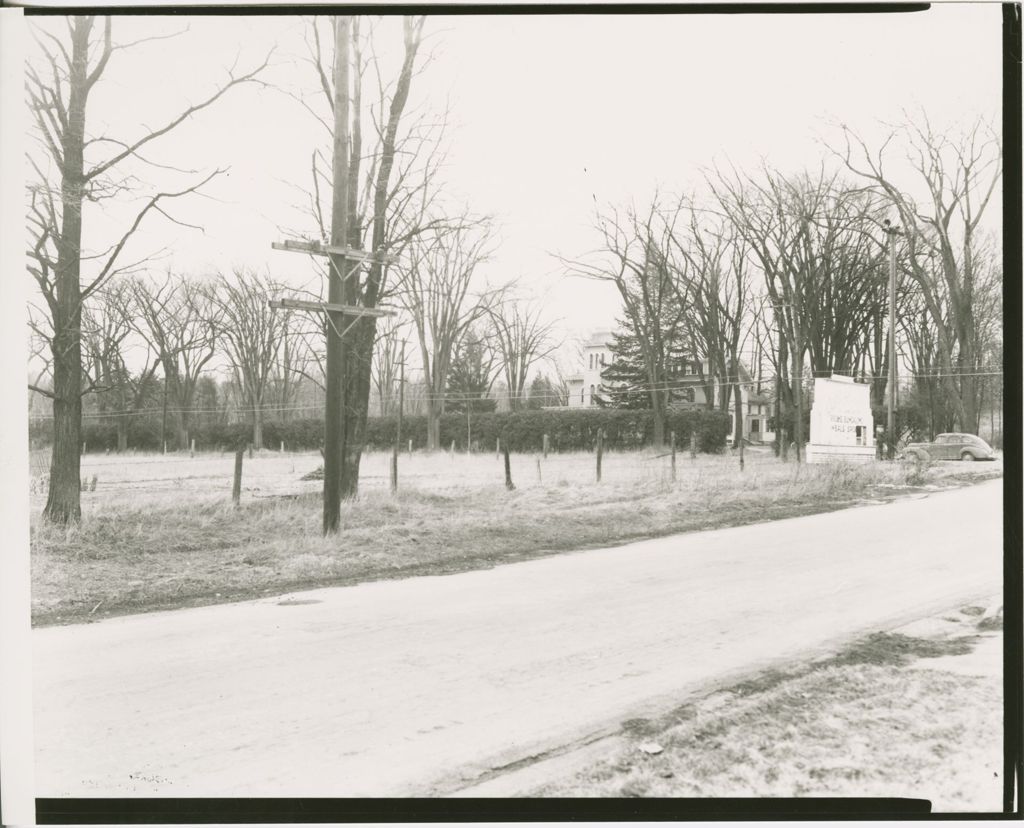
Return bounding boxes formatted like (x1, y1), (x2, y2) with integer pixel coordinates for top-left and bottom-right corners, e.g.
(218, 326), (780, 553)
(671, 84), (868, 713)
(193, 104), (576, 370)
(25, 15), (1002, 525)
(567, 121), (1002, 456)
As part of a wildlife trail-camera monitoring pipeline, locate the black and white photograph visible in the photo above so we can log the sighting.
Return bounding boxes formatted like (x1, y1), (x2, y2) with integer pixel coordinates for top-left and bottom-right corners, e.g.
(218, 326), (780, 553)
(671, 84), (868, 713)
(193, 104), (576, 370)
(0, 2), (1017, 821)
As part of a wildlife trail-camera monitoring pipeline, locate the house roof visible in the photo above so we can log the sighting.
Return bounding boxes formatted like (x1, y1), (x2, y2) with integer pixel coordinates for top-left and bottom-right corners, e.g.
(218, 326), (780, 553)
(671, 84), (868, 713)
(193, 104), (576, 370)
(584, 330), (615, 348)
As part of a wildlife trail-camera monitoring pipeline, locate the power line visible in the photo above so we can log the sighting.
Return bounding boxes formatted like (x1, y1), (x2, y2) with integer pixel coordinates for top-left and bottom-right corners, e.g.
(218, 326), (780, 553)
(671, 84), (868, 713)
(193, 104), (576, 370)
(27, 368), (1005, 422)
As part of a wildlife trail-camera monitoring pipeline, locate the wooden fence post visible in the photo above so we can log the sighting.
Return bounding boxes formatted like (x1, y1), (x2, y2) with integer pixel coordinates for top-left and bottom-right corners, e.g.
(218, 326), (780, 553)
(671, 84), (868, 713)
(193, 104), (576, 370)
(503, 443), (515, 490)
(280, 441), (285, 453)
(690, 431), (697, 460)
(390, 444), (398, 494)
(232, 448), (244, 506)
(163, 440), (168, 455)
(496, 438), (501, 461)
(190, 438), (195, 458)
(670, 430), (677, 482)
(248, 442), (253, 460)
(543, 433), (549, 459)
(408, 438), (412, 456)
(450, 440), (456, 459)
(596, 429), (604, 483)
(536, 456), (542, 482)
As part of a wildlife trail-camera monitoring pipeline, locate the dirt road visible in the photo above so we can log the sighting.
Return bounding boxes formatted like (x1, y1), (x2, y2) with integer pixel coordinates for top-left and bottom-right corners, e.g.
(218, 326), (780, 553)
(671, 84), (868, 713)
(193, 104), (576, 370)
(33, 479), (1002, 797)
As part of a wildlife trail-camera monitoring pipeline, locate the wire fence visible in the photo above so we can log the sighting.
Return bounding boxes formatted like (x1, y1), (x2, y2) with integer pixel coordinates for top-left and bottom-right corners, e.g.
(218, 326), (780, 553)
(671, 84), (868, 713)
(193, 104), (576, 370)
(27, 442), (776, 507)
(25, 368), (1005, 422)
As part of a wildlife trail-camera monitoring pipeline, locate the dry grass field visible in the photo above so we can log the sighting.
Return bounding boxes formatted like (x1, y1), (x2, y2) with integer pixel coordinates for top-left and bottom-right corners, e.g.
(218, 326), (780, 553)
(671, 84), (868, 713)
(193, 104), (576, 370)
(30, 446), (1001, 626)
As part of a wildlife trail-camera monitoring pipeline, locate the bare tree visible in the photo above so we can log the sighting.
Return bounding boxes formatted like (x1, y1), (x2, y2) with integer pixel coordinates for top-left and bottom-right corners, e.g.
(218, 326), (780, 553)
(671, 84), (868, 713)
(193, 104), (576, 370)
(266, 314), (309, 423)
(708, 166), (900, 457)
(371, 316), (407, 416)
(564, 199), (689, 448)
(486, 298), (561, 411)
(129, 273), (218, 450)
(669, 206), (753, 445)
(834, 114), (1001, 432)
(293, 15), (454, 495)
(396, 219), (499, 450)
(80, 278), (160, 451)
(25, 15), (269, 522)
(209, 269), (292, 450)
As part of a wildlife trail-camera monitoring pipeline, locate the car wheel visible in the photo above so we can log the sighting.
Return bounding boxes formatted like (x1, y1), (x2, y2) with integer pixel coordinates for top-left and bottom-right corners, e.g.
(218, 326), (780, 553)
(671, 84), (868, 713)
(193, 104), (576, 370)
(961, 451), (976, 462)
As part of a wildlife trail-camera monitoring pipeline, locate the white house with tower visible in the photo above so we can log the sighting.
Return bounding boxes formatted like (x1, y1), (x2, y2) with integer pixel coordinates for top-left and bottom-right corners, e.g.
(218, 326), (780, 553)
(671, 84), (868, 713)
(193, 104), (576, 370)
(565, 328), (774, 444)
(565, 330), (615, 408)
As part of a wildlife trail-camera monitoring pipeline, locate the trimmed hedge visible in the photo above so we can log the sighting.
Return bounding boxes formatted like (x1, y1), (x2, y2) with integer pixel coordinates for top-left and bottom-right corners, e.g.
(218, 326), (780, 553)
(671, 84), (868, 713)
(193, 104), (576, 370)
(366, 408), (729, 453)
(37, 407), (730, 454)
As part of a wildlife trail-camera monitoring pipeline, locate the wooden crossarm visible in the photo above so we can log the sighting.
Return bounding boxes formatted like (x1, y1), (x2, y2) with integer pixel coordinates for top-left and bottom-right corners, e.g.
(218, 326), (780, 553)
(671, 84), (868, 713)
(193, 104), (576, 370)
(271, 240), (395, 264)
(268, 298), (394, 317)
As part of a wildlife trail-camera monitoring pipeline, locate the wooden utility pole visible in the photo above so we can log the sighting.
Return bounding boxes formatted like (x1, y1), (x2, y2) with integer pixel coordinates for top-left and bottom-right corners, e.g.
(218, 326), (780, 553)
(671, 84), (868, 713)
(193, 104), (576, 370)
(232, 448), (244, 506)
(670, 430), (677, 482)
(503, 445), (514, 490)
(323, 15), (353, 533)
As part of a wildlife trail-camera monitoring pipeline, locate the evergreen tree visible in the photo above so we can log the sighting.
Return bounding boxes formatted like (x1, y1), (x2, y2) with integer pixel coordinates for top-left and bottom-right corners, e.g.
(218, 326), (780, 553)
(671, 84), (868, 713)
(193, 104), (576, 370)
(599, 324), (693, 410)
(526, 373), (559, 409)
(445, 328), (498, 414)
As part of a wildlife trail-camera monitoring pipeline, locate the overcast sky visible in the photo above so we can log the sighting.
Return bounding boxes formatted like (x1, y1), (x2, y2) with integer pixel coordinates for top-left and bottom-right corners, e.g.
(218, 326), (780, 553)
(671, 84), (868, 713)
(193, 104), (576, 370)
(25, 5), (1003, 372)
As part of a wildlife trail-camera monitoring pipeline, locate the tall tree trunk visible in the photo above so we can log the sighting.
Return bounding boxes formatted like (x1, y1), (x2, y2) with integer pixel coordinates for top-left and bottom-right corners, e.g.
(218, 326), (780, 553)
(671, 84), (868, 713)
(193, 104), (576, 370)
(792, 348), (804, 462)
(426, 400), (441, 451)
(340, 319), (376, 498)
(337, 17), (423, 500)
(777, 336), (790, 461)
(651, 390), (665, 449)
(44, 19), (90, 523)
(958, 357), (979, 433)
(732, 359), (744, 449)
(252, 402), (264, 450)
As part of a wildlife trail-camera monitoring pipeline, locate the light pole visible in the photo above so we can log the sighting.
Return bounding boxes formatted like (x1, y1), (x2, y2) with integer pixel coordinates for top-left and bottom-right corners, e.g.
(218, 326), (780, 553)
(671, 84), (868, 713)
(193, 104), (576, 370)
(883, 219), (901, 460)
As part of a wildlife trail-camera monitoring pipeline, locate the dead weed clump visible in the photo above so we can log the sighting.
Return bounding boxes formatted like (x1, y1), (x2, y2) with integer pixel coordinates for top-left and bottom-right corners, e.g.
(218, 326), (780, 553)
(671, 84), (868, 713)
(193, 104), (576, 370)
(828, 632), (979, 668)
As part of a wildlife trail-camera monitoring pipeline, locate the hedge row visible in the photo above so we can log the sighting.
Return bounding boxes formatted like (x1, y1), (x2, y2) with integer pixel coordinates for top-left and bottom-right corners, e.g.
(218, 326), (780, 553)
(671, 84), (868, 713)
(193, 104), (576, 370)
(33, 407), (730, 454)
(365, 408), (730, 453)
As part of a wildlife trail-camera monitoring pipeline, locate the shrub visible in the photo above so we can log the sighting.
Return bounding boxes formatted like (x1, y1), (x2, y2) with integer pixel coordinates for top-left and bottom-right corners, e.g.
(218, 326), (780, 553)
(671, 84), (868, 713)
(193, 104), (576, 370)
(38, 408), (730, 454)
(362, 408), (729, 453)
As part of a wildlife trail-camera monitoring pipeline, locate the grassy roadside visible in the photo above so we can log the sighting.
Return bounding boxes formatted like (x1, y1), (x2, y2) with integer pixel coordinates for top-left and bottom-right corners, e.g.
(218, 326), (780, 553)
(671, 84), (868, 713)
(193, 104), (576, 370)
(31, 452), (1000, 627)
(533, 605), (1004, 811)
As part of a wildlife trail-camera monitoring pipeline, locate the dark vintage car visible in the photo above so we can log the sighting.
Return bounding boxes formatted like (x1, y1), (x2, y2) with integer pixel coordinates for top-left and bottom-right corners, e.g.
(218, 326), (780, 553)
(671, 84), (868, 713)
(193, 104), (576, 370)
(900, 433), (997, 462)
